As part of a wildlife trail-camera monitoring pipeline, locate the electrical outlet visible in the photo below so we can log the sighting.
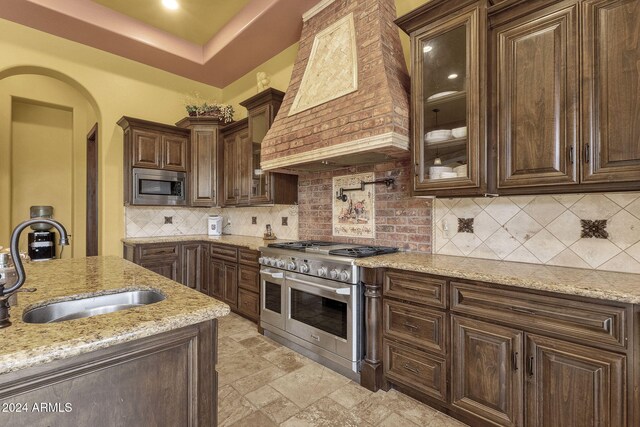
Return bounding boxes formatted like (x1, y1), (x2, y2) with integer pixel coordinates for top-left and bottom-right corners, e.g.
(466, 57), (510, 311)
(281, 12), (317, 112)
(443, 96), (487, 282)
(282, 217), (288, 226)
(252, 216), (257, 225)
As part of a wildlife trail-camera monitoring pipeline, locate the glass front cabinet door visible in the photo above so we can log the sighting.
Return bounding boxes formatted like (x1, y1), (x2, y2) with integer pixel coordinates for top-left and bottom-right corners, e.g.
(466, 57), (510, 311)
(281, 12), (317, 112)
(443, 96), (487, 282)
(398, 1), (487, 196)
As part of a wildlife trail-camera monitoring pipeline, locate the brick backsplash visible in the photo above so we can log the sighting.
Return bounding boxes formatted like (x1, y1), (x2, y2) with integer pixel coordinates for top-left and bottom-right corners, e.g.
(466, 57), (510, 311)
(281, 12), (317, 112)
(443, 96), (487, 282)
(298, 158), (433, 251)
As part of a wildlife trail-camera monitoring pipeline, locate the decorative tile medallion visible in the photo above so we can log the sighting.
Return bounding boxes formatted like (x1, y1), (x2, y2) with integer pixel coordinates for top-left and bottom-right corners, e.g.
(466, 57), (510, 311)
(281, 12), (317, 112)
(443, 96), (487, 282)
(457, 218), (474, 233)
(332, 172), (375, 238)
(580, 219), (609, 239)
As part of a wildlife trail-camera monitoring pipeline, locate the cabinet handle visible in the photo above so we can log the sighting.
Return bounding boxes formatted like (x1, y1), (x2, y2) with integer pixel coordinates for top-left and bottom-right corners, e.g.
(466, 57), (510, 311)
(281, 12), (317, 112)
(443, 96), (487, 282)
(603, 318), (612, 333)
(211, 190), (215, 198)
(403, 321), (420, 331)
(512, 352), (519, 371)
(527, 356), (534, 377)
(403, 363), (421, 374)
(584, 144), (590, 164)
(569, 145), (574, 164)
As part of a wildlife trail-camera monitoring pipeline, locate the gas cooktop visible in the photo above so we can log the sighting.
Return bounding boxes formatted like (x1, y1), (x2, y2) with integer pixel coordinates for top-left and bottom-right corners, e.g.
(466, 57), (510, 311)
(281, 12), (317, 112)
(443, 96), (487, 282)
(266, 241), (398, 258)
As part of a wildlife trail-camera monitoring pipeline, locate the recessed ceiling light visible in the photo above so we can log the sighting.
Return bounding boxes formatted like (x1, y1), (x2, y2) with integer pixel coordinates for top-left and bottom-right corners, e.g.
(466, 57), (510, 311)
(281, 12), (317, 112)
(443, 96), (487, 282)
(162, 0), (179, 10)
(448, 73), (458, 79)
(423, 45), (433, 53)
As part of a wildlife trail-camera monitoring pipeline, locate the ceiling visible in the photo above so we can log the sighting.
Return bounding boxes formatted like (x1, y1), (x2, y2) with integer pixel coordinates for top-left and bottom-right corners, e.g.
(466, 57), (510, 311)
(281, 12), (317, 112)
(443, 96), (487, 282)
(0, 0), (322, 87)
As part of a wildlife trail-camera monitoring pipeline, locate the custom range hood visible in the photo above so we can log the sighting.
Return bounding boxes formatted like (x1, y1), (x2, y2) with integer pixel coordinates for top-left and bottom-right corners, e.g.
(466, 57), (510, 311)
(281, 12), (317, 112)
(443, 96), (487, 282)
(260, 0), (410, 172)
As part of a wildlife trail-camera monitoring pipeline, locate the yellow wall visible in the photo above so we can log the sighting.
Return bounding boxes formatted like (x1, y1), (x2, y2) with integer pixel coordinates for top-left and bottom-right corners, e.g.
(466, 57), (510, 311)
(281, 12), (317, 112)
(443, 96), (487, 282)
(0, 74), (96, 257)
(222, 43), (300, 120)
(220, 0), (430, 112)
(10, 100), (73, 257)
(0, 18), (222, 256)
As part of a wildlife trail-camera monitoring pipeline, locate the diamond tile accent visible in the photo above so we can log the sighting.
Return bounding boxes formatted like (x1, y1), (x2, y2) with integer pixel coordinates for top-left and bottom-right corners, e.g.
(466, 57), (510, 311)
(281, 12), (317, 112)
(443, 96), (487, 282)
(433, 192), (640, 274)
(569, 238), (621, 268)
(485, 198), (520, 225)
(503, 211), (542, 244)
(457, 218), (474, 233)
(580, 219), (609, 239)
(523, 229), (565, 263)
(522, 196), (566, 226)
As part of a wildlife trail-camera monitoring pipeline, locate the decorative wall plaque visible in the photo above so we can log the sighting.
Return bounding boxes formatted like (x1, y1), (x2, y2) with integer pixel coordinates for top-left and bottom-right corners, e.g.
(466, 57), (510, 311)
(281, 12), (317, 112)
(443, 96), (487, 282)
(333, 172), (375, 238)
(289, 13), (358, 116)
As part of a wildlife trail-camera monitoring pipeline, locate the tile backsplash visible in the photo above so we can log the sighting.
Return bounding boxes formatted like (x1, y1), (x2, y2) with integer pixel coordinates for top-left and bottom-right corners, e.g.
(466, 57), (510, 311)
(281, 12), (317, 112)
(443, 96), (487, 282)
(434, 193), (640, 274)
(125, 205), (299, 240)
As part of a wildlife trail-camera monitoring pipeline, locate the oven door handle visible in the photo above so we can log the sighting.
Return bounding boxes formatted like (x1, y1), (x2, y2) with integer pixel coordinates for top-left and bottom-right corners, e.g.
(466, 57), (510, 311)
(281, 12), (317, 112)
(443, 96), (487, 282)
(288, 276), (351, 296)
(261, 271), (284, 279)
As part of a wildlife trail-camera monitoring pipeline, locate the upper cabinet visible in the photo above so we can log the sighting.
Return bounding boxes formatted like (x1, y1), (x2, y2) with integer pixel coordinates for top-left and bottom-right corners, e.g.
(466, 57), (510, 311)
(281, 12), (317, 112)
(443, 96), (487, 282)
(396, 0), (487, 197)
(176, 117), (224, 207)
(119, 117), (189, 173)
(222, 89), (298, 206)
(490, 0), (640, 194)
(581, 0), (640, 184)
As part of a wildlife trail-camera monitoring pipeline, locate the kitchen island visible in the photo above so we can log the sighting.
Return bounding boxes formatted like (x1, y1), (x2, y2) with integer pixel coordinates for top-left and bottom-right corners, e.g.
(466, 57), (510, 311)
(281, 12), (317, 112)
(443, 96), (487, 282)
(0, 256), (229, 426)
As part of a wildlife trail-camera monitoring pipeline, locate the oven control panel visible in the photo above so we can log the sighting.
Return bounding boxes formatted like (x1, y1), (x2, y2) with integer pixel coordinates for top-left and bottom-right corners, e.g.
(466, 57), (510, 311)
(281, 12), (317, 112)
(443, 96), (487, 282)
(258, 253), (358, 284)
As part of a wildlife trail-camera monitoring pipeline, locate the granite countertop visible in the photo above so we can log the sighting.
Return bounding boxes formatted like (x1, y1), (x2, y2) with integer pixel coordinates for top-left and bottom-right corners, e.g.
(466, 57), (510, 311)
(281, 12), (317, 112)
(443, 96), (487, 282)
(122, 234), (292, 251)
(356, 253), (640, 304)
(0, 256), (230, 375)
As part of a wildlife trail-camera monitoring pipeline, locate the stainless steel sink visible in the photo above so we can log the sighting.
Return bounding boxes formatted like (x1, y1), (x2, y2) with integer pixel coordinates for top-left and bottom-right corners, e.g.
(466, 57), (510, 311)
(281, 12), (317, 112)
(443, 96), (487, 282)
(22, 290), (166, 323)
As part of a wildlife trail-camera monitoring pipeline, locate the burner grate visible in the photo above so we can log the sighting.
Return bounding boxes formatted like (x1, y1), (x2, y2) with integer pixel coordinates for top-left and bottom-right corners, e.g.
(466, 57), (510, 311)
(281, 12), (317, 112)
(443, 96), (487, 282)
(328, 246), (399, 258)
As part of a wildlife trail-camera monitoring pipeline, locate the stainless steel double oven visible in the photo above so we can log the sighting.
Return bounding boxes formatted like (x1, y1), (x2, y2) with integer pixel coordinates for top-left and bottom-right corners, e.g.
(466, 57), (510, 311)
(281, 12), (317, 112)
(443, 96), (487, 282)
(259, 260), (362, 378)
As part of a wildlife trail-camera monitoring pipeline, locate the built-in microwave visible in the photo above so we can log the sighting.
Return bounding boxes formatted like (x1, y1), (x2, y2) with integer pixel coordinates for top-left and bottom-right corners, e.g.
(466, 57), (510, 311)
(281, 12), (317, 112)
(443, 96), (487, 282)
(132, 168), (186, 206)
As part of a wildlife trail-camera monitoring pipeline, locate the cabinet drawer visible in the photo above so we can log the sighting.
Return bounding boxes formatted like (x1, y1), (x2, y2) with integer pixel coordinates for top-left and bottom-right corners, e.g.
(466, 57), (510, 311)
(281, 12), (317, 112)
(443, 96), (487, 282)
(384, 300), (446, 354)
(138, 243), (179, 260)
(209, 244), (238, 262)
(451, 281), (628, 349)
(383, 339), (447, 402)
(238, 248), (259, 266)
(384, 270), (447, 309)
(237, 288), (259, 320)
(238, 265), (259, 292)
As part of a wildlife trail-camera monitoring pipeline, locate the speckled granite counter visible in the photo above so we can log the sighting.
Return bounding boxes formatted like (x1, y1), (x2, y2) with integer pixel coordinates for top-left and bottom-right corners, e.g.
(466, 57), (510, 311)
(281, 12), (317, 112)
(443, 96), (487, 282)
(0, 256), (230, 375)
(122, 234), (291, 251)
(356, 253), (640, 304)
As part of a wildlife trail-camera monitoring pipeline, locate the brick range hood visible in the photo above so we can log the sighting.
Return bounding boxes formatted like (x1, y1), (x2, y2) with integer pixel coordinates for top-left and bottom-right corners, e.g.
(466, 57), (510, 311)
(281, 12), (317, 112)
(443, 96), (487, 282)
(260, 0), (410, 172)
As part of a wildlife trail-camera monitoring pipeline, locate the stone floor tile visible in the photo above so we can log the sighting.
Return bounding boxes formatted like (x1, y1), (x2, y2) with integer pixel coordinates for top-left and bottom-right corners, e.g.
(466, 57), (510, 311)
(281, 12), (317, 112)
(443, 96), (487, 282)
(261, 346), (314, 373)
(218, 336), (247, 358)
(428, 413), (470, 426)
(377, 412), (421, 427)
(260, 394), (302, 424)
(280, 397), (371, 427)
(230, 410), (279, 427)
(239, 336), (281, 356)
(327, 380), (373, 409)
(270, 363), (351, 408)
(244, 385), (282, 408)
(218, 350), (275, 386)
(218, 385), (256, 427)
(231, 365), (289, 395)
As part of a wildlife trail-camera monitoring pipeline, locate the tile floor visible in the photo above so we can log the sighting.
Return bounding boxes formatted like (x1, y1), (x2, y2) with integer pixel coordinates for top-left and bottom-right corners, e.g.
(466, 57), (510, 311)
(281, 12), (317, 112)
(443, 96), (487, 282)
(217, 313), (468, 427)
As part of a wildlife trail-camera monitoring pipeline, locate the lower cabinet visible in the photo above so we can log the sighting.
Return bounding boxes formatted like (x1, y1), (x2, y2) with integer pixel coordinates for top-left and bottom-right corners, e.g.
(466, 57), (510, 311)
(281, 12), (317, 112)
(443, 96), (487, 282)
(451, 315), (523, 426)
(525, 334), (626, 427)
(124, 241), (261, 325)
(209, 258), (237, 309)
(377, 269), (633, 427)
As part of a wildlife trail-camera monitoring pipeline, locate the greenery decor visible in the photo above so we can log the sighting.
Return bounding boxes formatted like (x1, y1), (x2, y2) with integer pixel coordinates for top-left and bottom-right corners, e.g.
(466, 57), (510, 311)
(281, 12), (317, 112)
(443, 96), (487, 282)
(184, 92), (234, 123)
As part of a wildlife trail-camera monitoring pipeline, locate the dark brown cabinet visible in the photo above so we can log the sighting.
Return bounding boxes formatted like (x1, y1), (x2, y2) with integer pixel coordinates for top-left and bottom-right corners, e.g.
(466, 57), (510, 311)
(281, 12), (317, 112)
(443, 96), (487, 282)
(118, 116), (190, 205)
(396, 1), (487, 197)
(370, 268), (635, 427)
(451, 315), (523, 426)
(236, 249), (260, 321)
(490, 0), (640, 194)
(124, 242), (181, 282)
(526, 334), (626, 427)
(181, 243), (207, 292)
(209, 243), (239, 309)
(221, 118), (250, 206)
(222, 89), (297, 207)
(494, 2), (579, 189)
(581, 0), (640, 184)
(176, 117), (224, 207)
